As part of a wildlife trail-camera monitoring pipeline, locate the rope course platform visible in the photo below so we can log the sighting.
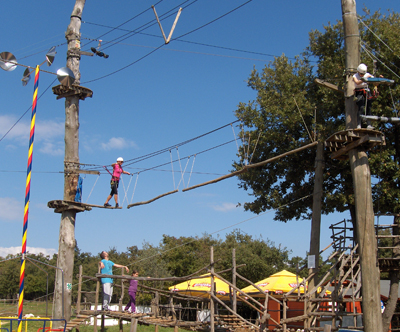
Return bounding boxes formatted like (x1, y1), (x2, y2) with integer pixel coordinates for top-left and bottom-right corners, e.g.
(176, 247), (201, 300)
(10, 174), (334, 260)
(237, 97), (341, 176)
(65, 313), (95, 331)
(74, 310), (207, 330)
(325, 128), (385, 160)
(378, 257), (400, 273)
(52, 84), (93, 100)
(47, 200), (122, 213)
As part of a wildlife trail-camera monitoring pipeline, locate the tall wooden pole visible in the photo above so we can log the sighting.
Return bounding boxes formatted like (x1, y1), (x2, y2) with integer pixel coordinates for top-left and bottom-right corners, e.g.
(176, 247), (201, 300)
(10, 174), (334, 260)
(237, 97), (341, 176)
(53, 0), (86, 322)
(210, 247), (215, 332)
(341, 1), (382, 331)
(232, 248), (237, 313)
(308, 141), (324, 314)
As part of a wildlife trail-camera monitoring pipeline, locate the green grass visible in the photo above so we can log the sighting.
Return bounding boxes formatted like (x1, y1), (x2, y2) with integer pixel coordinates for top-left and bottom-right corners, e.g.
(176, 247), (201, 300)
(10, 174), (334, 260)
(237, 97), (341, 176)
(0, 302), (184, 332)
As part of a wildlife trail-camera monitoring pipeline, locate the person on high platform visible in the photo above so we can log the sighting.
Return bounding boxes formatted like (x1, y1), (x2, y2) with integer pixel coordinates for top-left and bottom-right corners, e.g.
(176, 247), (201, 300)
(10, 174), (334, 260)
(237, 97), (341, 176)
(104, 157), (130, 208)
(353, 63), (375, 129)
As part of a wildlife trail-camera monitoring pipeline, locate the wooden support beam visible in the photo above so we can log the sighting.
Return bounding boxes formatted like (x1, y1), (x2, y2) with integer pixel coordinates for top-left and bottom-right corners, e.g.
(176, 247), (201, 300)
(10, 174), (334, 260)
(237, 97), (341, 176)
(183, 141), (318, 192)
(330, 135), (369, 159)
(315, 78), (343, 93)
(210, 293), (259, 329)
(127, 189), (178, 208)
(75, 169), (100, 175)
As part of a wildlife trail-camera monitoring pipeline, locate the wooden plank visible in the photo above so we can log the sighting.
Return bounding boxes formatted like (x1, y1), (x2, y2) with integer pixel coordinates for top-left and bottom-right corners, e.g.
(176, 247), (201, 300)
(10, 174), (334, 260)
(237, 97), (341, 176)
(330, 135), (369, 159)
(65, 200), (123, 209)
(76, 169), (100, 175)
(183, 141), (318, 192)
(315, 78), (344, 93)
(47, 200), (92, 213)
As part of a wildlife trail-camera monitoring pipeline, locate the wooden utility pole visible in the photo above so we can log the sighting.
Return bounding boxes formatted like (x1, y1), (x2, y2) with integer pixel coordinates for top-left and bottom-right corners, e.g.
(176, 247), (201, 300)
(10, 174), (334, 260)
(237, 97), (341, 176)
(341, 1), (382, 331)
(308, 141), (324, 296)
(232, 248), (237, 313)
(53, 0), (88, 323)
(210, 247), (215, 332)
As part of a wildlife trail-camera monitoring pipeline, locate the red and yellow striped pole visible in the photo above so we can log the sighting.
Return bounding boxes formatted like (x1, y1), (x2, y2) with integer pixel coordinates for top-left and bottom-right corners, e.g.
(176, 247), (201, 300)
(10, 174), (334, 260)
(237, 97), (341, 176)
(18, 65), (39, 332)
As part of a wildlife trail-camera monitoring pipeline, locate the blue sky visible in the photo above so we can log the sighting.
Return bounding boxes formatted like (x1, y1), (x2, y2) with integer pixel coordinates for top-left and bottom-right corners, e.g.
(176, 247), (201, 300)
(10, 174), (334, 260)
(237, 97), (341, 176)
(1, 0), (399, 261)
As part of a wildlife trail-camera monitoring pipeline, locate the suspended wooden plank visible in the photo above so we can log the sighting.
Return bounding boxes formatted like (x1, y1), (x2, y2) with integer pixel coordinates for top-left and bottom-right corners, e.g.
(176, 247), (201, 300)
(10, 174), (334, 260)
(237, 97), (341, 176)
(182, 141), (318, 192)
(127, 189), (179, 209)
(47, 200), (122, 213)
(63, 200), (122, 209)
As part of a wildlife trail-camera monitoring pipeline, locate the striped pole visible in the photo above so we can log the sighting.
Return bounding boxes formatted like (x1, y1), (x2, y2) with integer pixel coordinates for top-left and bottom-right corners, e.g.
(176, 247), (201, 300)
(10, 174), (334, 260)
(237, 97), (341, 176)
(18, 65), (39, 332)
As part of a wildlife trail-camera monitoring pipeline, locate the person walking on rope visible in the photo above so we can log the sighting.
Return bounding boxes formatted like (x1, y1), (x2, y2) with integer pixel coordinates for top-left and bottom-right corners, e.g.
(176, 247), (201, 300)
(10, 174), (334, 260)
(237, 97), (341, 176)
(104, 157), (130, 208)
(124, 270), (139, 313)
(99, 251), (129, 311)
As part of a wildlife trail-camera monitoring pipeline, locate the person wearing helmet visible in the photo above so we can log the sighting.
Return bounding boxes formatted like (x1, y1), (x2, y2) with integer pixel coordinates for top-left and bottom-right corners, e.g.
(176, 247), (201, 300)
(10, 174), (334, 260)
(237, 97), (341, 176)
(104, 157), (130, 208)
(353, 63), (374, 129)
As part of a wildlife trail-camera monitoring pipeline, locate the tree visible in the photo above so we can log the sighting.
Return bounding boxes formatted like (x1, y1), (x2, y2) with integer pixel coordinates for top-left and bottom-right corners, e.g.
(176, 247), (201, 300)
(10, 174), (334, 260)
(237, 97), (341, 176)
(160, 234), (220, 278)
(0, 256), (20, 300)
(218, 229), (295, 287)
(233, 52), (354, 221)
(233, 8), (400, 331)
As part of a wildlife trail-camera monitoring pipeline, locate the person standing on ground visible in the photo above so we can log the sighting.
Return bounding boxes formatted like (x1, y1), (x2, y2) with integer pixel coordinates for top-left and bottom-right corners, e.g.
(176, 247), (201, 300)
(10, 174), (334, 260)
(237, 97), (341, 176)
(124, 270), (139, 313)
(99, 251), (129, 311)
(104, 157), (130, 208)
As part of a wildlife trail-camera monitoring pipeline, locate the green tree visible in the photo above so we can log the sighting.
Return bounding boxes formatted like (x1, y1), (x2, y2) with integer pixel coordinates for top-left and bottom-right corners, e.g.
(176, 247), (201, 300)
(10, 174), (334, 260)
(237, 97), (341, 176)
(160, 234), (220, 278)
(217, 230), (294, 287)
(234, 8), (400, 331)
(0, 256), (20, 300)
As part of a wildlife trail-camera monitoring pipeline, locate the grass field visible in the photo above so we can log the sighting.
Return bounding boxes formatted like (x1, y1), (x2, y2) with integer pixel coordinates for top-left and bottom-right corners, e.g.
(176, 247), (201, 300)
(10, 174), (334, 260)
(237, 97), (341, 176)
(0, 301), (184, 332)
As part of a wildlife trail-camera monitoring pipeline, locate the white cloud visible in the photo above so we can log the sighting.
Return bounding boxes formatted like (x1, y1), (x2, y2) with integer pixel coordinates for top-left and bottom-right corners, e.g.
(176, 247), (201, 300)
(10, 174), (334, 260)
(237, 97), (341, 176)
(35, 120), (64, 140)
(101, 137), (137, 150)
(39, 141), (64, 156)
(0, 246), (57, 258)
(0, 116), (65, 156)
(0, 115), (30, 142)
(0, 197), (23, 221)
(211, 202), (238, 212)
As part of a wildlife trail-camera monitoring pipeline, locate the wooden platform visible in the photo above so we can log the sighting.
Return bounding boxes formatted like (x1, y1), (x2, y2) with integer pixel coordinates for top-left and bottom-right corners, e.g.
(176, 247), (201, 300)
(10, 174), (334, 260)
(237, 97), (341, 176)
(65, 313), (94, 331)
(378, 257), (400, 272)
(52, 84), (93, 100)
(76, 310), (207, 330)
(325, 128), (385, 160)
(47, 200), (122, 213)
(215, 314), (252, 329)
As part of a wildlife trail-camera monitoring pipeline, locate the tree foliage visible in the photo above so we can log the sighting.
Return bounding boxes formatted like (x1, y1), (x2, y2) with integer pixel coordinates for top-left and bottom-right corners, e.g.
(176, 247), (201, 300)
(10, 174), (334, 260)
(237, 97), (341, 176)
(0, 231), (309, 303)
(233, 10), (400, 223)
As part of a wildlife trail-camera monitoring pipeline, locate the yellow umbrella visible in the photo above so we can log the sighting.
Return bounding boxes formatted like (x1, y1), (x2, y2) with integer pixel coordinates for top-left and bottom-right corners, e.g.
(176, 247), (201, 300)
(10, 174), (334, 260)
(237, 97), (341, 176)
(169, 274), (231, 299)
(241, 270), (306, 296)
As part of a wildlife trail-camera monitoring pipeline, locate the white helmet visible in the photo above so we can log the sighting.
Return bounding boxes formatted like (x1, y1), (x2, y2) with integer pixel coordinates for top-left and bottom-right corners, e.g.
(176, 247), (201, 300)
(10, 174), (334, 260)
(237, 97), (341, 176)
(117, 157), (124, 162)
(357, 63), (367, 74)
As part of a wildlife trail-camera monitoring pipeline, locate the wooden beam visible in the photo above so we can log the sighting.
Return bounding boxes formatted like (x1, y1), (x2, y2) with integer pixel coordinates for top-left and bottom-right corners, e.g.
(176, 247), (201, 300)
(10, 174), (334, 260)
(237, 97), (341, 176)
(183, 141), (318, 192)
(210, 293), (259, 329)
(315, 78), (343, 93)
(127, 189), (178, 208)
(330, 135), (369, 159)
(75, 170), (100, 175)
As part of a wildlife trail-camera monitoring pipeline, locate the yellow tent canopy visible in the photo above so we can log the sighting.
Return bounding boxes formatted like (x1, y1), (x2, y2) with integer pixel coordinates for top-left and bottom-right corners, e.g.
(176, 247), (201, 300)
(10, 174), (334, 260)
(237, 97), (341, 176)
(241, 270), (307, 296)
(169, 274), (231, 299)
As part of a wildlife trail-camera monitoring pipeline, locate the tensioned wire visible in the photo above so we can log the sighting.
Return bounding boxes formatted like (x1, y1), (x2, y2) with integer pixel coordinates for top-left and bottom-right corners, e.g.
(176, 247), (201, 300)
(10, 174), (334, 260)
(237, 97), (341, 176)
(79, 120), (240, 170)
(82, 0), (253, 83)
